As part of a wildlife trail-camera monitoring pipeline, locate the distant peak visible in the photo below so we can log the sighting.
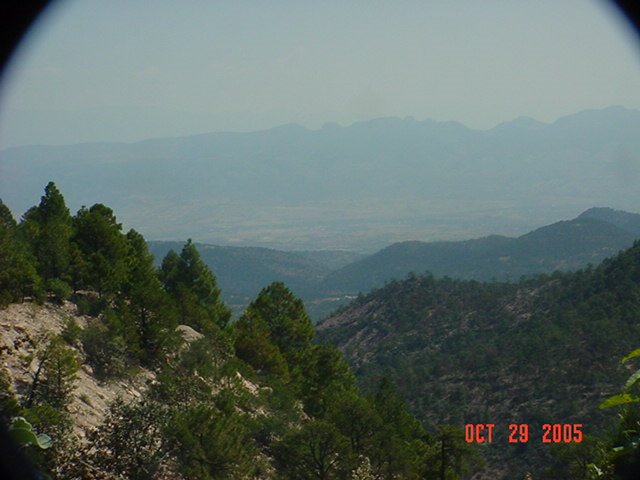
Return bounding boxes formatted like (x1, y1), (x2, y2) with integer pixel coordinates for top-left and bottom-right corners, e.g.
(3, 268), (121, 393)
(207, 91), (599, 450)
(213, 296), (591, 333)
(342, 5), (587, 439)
(578, 207), (617, 217)
(321, 121), (342, 130)
(552, 105), (640, 126)
(577, 206), (640, 235)
(577, 206), (640, 219)
(490, 115), (545, 131)
(267, 123), (308, 133)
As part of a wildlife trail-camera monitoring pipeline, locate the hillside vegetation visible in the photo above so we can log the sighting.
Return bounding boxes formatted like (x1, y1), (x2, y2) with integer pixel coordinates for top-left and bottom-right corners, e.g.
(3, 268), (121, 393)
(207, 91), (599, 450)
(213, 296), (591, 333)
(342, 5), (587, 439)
(0, 183), (476, 480)
(318, 238), (640, 477)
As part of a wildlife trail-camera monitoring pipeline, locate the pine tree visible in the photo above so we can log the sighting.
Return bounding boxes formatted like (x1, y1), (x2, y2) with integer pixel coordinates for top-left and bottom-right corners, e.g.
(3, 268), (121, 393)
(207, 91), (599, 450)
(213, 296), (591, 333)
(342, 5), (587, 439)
(237, 282), (315, 393)
(27, 336), (79, 410)
(243, 282), (314, 368)
(233, 309), (289, 378)
(300, 344), (356, 417)
(72, 203), (129, 297)
(20, 182), (73, 284)
(119, 229), (178, 363)
(168, 404), (256, 479)
(88, 399), (168, 480)
(327, 394), (381, 456)
(0, 202), (40, 305)
(274, 419), (353, 480)
(370, 377), (431, 479)
(160, 239), (230, 332)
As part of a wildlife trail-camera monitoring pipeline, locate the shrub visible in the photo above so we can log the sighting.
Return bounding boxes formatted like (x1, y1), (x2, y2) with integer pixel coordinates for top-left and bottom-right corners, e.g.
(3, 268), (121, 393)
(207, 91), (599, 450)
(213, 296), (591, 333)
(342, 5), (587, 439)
(60, 316), (82, 347)
(28, 337), (79, 410)
(81, 320), (128, 379)
(75, 295), (107, 317)
(45, 278), (71, 303)
(88, 398), (169, 480)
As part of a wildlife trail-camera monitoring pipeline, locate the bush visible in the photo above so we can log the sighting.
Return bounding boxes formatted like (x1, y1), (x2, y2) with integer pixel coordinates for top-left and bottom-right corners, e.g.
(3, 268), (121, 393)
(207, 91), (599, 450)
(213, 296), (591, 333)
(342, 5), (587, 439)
(28, 337), (79, 410)
(61, 316), (82, 347)
(88, 398), (169, 480)
(81, 320), (128, 379)
(75, 295), (107, 317)
(168, 404), (256, 479)
(46, 278), (71, 303)
(0, 290), (12, 308)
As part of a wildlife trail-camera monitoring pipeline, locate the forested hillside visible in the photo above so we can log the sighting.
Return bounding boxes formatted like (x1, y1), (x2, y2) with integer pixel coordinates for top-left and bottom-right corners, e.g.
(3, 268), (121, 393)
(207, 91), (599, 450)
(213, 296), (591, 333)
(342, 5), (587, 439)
(319, 216), (638, 295)
(0, 183), (475, 480)
(318, 240), (640, 477)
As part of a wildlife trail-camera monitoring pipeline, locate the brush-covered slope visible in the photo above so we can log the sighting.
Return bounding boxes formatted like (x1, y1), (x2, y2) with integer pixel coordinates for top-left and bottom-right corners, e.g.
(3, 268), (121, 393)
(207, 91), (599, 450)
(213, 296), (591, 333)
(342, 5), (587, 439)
(317, 240), (640, 477)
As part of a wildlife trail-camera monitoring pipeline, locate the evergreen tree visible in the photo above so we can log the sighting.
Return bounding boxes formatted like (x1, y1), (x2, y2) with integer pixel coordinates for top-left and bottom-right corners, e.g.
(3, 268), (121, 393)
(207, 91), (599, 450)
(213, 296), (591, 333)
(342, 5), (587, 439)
(373, 377), (426, 441)
(274, 419), (353, 480)
(233, 309), (289, 378)
(27, 336), (79, 410)
(327, 393), (382, 457)
(0, 202), (40, 305)
(88, 399), (169, 480)
(20, 182), (73, 284)
(370, 377), (432, 479)
(72, 203), (129, 297)
(243, 282), (314, 369)
(119, 229), (178, 363)
(154, 335), (233, 405)
(425, 425), (482, 480)
(168, 403), (256, 479)
(160, 239), (230, 332)
(300, 344), (356, 418)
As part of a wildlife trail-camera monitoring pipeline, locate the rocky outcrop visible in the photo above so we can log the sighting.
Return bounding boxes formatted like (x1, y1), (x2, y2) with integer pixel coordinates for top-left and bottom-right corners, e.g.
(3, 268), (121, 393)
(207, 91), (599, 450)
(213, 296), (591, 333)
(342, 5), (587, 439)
(0, 301), (154, 441)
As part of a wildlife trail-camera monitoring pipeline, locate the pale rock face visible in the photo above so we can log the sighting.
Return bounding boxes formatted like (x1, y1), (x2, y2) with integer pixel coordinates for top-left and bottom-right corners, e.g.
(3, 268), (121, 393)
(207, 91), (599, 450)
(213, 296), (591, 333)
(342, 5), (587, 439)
(0, 301), (154, 441)
(175, 324), (204, 344)
(0, 302), (265, 442)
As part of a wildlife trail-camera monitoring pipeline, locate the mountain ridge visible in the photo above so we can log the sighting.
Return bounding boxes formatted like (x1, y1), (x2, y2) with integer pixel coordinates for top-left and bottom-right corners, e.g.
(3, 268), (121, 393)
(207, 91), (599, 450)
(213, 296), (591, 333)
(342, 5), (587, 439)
(319, 213), (640, 295)
(2, 106), (638, 251)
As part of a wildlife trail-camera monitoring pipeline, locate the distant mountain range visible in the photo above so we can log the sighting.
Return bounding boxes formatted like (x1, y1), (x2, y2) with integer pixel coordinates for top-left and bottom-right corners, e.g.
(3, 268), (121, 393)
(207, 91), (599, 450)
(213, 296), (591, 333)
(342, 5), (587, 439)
(148, 207), (640, 321)
(2, 106), (639, 251)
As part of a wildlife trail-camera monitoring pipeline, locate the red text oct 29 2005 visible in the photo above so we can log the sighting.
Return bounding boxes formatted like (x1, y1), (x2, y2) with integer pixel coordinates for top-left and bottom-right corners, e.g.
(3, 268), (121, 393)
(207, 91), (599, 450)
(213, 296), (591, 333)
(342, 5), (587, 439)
(464, 423), (584, 444)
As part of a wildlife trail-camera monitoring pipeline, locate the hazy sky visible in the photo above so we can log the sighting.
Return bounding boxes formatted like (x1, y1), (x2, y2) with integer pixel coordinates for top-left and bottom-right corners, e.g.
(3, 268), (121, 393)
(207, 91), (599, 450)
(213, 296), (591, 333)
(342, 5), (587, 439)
(1, 0), (639, 146)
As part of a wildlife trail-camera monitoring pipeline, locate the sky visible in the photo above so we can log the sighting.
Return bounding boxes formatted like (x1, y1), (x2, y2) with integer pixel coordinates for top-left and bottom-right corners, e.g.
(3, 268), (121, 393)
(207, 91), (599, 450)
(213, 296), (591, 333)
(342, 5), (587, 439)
(0, 0), (639, 147)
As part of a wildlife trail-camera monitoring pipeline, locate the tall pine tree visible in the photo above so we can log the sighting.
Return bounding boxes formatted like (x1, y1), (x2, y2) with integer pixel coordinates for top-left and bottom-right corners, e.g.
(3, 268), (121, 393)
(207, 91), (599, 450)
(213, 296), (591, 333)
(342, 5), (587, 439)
(0, 202), (40, 305)
(243, 282), (314, 367)
(20, 182), (73, 284)
(72, 203), (129, 297)
(119, 229), (178, 363)
(160, 239), (230, 333)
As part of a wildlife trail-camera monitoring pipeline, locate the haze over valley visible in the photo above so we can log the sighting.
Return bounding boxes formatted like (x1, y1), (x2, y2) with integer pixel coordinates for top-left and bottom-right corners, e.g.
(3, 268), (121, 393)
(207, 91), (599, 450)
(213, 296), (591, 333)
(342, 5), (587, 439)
(1, 106), (639, 252)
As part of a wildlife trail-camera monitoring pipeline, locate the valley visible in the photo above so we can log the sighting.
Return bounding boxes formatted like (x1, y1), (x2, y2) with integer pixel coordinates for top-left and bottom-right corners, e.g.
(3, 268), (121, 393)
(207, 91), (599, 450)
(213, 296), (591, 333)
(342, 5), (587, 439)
(148, 207), (640, 322)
